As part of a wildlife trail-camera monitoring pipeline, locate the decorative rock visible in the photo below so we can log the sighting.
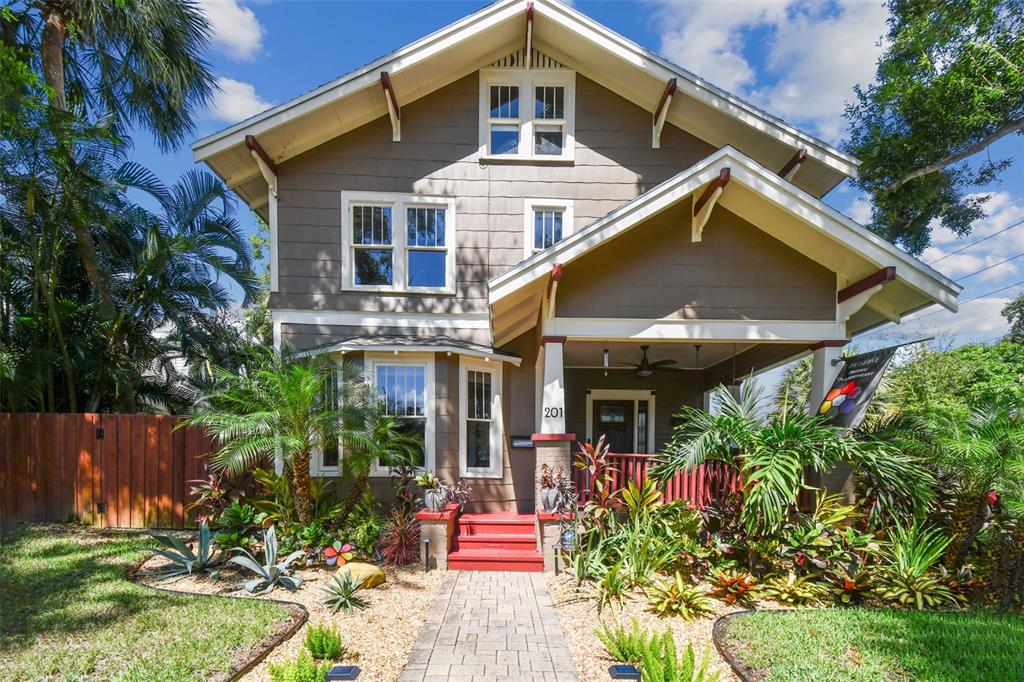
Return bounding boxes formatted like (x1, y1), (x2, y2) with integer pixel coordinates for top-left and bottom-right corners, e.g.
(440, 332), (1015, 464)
(339, 562), (386, 589)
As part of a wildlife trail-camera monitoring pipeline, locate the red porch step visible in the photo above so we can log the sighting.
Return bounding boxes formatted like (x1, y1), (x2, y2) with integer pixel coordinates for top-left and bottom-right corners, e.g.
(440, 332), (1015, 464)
(448, 512), (543, 572)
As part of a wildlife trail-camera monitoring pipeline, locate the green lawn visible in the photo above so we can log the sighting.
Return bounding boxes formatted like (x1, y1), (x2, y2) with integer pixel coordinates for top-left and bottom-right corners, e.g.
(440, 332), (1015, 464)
(0, 526), (292, 682)
(722, 608), (1024, 682)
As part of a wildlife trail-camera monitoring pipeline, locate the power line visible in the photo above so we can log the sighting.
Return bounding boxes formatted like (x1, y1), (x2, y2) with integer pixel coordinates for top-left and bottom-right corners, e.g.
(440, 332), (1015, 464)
(862, 278), (1024, 338)
(957, 251), (1024, 281)
(928, 216), (1024, 264)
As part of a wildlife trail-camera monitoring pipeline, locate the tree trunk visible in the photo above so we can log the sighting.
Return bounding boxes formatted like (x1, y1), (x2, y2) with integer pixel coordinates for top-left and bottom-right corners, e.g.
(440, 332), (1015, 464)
(943, 496), (989, 572)
(289, 452), (313, 525)
(333, 473), (369, 532)
(41, 9), (66, 110)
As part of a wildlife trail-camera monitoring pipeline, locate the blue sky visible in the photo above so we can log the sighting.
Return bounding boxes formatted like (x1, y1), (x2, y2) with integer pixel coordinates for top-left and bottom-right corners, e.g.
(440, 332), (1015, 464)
(130, 0), (1024, 351)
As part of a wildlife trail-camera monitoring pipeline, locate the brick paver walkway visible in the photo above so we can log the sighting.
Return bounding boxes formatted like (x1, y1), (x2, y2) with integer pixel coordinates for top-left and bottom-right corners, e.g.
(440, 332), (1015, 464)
(399, 571), (579, 682)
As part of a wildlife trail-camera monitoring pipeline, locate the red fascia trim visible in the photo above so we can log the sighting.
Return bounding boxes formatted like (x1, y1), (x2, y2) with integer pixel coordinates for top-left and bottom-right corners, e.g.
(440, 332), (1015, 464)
(809, 340), (848, 351)
(654, 78), (677, 121)
(531, 432), (576, 442)
(693, 168), (731, 215)
(779, 148), (807, 177)
(837, 266), (896, 303)
(379, 72), (400, 121)
(244, 135), (278, 176)
(540, 336), (567, 345)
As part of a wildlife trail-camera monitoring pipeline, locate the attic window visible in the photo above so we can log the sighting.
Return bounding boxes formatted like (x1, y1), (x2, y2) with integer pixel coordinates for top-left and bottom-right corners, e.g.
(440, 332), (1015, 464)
(480, 69), (575, 162)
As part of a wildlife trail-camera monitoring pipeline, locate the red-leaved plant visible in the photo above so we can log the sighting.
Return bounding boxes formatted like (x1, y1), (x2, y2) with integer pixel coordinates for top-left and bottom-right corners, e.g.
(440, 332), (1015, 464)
(574, 435), (619, 529)
(709, 569), (759, 606)
(379, 507), (421, 565)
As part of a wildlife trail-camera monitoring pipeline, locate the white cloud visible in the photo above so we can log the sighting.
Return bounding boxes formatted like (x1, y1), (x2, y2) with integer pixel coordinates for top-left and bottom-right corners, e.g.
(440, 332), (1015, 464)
(197, 0), (264, 61)
(209, 77), (272, 123)
(903, 297), (1012, 340)
(651, 0), (887, 141)
(847, 195), (872, 224)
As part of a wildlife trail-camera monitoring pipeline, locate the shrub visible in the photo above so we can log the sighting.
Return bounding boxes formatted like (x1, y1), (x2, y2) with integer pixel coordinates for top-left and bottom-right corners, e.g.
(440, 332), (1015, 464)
(379, 507), (420, 565)
(148, 522), (221, 579)
(875, 523), (960, 609)
(343, 493), (384, 556)
(321, 572), (369, 613)
(647, 572), (714, 620)
(268, 651), (329, 682)
(214, 501), (261, 550)
(185, 471), (250, 524)
(597, 558), (629, 614)
(229, 525), (304, 595)
(709, 570), (759, 606)
(761, 572), (829, 606)
(304, 624), (344, 661)
(597, 619), (719, 682)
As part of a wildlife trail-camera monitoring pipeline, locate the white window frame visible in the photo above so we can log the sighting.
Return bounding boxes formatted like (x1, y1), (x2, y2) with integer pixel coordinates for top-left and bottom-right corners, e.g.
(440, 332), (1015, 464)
(523, 198), (575, 258)
(341, 191), (456, 295)
(459, 356), (504, 479)
(364, 352), (436, 477)
(479, 68), (576, 162)
(584, 389), (656, 454)
(310, 362), (343, 476)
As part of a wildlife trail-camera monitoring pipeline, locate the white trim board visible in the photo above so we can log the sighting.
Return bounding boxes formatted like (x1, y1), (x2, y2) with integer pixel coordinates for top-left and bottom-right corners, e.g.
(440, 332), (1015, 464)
(585, 389), (655, 454)
(545, 317), (849, 343)
(297, 341), (522, 367)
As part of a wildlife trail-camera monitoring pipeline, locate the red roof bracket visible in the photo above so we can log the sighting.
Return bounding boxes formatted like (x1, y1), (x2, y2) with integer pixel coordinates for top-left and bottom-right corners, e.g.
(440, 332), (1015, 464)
(837, 266), (896, 303)
(693, 168), (731, 216)
(652, 78), (678, 148)
(244, 135), (278, 176)
(779, 149), (807, 180)
(525, 2), (534, 68)
(691, 168), (730, 242)
(380, 71), (401, 141)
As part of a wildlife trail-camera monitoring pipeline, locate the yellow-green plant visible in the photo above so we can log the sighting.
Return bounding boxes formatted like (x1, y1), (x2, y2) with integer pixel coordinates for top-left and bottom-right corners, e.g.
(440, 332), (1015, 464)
(304, 624), (343, 661)
(875, 523), (960, 609)
(646, 572), (714, 620)
(761, 571), (829, 606)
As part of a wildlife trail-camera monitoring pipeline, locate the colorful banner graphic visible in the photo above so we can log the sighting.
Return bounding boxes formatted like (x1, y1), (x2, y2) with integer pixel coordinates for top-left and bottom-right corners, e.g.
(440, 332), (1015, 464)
(817, 346), (898, 429)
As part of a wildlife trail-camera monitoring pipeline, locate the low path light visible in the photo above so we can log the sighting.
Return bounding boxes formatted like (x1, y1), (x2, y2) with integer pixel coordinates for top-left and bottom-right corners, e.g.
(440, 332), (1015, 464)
(327, 664), (361, 680)
(609, 663), (641, 679)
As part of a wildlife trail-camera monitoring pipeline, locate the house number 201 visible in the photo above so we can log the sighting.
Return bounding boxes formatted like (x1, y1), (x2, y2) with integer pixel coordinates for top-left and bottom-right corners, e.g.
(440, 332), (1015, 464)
(543, 407), (563, 418)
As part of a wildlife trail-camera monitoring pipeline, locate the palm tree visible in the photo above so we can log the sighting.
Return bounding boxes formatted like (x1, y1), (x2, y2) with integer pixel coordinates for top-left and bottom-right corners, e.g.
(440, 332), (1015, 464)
(652, 382), (934, 535)
(12, 0), (216, 318)
(909, 404), (1024, 571)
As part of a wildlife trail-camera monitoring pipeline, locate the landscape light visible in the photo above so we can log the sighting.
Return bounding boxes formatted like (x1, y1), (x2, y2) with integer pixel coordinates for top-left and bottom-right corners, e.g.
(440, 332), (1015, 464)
(608, 663), (641, 680)
(326, 664), (361, 680)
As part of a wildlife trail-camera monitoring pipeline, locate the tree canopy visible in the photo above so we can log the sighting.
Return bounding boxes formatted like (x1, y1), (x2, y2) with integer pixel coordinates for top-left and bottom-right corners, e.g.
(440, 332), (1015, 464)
(845, 0), (1023, 254)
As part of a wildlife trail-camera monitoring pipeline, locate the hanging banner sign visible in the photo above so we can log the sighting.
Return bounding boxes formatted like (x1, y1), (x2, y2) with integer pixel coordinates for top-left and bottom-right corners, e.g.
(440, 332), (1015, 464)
(816, 346), (898, 429)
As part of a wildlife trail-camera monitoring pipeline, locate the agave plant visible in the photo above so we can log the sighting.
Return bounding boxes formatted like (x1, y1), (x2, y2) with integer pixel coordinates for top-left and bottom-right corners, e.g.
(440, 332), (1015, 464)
(322, 572), (369, 613)
(148, 522), (221, 580)
(229, 525), (304, 595)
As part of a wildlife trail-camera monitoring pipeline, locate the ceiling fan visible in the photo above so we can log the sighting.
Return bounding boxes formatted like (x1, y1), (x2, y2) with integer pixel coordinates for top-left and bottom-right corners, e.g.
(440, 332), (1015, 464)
(620, 344), (677, 378)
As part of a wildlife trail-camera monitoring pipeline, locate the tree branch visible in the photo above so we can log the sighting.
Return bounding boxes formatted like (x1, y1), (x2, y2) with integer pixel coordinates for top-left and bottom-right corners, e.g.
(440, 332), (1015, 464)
(885, 118), (1024, 193)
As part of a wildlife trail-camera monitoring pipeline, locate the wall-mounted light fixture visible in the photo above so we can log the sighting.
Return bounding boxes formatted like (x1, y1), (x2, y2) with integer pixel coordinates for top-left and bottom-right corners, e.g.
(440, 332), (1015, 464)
(603, 348), (610, 376)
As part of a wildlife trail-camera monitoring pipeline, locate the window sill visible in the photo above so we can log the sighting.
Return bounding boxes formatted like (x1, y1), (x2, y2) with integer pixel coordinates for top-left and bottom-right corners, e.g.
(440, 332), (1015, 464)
(459, 470), (504, 480)
(479, 155), (574, 165)
(343, 286), (456, 297)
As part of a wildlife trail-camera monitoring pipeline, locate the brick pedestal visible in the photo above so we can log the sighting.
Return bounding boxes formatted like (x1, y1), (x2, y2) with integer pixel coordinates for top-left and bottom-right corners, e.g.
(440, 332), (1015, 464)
(415, 507), (459, 571)
(532, 435), (575, 507)
(536, 511), (572, 573)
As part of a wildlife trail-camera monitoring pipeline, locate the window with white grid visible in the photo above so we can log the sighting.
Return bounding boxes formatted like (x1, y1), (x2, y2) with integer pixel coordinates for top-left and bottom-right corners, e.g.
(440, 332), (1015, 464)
(365, 353), (435, 476)
(522, 198), (574, 258)
(479, 69), (575, 162)
(460, 358), (503, 478)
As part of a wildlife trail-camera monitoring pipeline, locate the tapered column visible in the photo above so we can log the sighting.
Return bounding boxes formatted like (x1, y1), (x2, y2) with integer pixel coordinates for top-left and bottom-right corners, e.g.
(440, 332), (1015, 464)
(807, 341), (849, 501)
(534, 336), (574, 513)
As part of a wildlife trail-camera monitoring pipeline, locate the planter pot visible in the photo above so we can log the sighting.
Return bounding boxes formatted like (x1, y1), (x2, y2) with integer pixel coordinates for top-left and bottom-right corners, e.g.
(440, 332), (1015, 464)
(540, 487), (559, 513)
(423, 488), (444, 512)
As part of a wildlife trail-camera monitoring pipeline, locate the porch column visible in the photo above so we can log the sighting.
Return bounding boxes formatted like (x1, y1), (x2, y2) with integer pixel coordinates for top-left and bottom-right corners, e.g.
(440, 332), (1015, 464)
(806, 341), (849, 499)
(533, 336), (574, 514)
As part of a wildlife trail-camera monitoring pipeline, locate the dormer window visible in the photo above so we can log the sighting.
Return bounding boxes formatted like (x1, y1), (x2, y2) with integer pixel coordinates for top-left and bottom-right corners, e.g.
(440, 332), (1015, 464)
(480, 69), (575, 162)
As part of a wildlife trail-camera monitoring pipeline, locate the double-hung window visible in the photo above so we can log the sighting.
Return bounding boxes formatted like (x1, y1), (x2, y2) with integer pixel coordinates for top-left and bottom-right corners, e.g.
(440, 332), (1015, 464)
(366, 353), (435, 476)
(459, 357), (503, 478)
(480, 69), (575, 161)
(523, 198), (574, 258)
(342, 191), (456, 294)
(311, 366), (342, 476)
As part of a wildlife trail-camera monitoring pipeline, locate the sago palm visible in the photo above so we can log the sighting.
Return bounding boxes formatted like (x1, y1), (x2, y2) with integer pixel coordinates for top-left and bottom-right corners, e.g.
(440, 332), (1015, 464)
(653, 382), (933, 535)
(183, 355), (364, 524)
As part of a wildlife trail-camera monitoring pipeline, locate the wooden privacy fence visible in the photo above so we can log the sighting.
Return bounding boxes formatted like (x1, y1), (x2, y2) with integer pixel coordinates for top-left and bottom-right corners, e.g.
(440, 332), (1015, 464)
(0, 413), (217, 529)
(574, 453), (740, 508)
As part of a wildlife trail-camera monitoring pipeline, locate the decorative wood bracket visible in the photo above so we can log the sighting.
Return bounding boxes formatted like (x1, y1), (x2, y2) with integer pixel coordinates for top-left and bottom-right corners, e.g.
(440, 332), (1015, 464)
(692, 167), (730, 242)
(837, 266), (896, 321)
(652, 78), (677, 149)
(543, 262), (563, 320)
(380, 71), (401, 142)
(525, 2), (534, 69)
(779, 148), (807, 181)
(244, 134), (278, 197)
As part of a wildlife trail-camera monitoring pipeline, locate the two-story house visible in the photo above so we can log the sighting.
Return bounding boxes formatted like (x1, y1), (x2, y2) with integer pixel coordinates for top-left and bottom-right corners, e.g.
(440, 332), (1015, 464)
(194, 0), (959, 570)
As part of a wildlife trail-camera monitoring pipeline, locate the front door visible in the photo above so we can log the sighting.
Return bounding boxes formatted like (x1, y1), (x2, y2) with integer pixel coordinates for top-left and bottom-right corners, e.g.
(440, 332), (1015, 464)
(593, 400), (634, 453)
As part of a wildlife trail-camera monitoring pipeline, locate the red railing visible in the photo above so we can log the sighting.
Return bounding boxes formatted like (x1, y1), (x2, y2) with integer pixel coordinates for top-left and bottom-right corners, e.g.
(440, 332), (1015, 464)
(573, 453), (740, 509)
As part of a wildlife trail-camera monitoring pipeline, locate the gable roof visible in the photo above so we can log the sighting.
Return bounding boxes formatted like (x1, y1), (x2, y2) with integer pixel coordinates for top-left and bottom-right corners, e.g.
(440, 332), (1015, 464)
(487, 146), (960, 343)
(194, 0), (859, 209)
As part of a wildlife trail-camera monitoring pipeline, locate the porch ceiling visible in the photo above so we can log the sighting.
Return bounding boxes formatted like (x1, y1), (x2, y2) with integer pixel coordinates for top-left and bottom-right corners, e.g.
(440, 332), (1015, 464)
(563, 340), (753, 370)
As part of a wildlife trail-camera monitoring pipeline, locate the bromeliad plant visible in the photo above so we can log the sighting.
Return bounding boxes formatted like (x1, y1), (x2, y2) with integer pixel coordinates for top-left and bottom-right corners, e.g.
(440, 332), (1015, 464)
(646, 572), (715, 620)
(874, 522), (960, 609)
(148, 522), (221, 580)
(761, 571), (829, 606)
(229, 525), (304, 595)
(709, 569), (759, 606)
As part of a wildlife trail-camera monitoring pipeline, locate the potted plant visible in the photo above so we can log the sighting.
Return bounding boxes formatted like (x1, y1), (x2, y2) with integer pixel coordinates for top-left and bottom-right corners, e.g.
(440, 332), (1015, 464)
(440, 479), (471, 512)
(538, 464), (574, 513)
(414, 472), (443, 511)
